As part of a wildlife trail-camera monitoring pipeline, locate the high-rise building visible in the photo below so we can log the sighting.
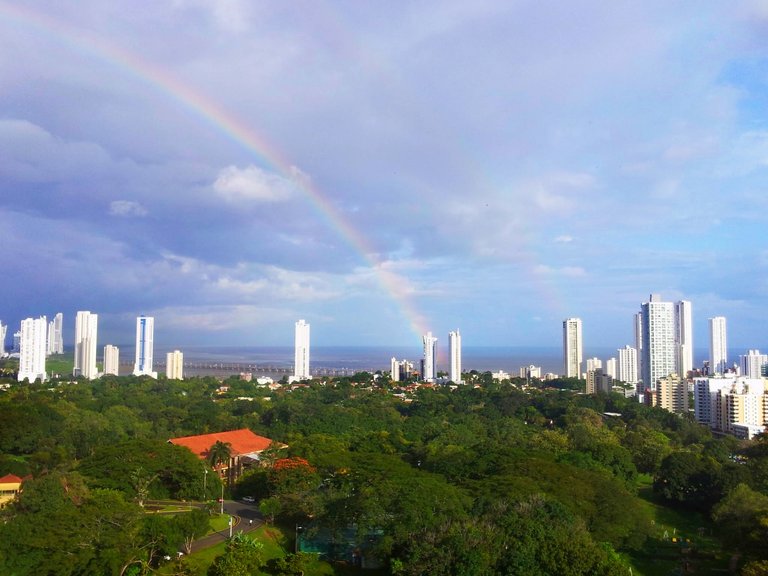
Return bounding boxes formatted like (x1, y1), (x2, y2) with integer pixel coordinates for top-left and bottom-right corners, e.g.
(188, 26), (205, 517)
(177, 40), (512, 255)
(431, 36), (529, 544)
(0, 320), (6, 355)
(563, 318), (583, 378)
(633, 312), (643, 384)
(18, 316), (47, 382)
(674, 300), (693, 377)
(694, 376), (766, 438)
(709, 316), (728, 375)
(586, 357), (602, 372)
(654, 374), (689, 414)
(74, 311), (99, 379)
(520, 365), (542, 379)
(605, 357), (617, 379)
(390, 357), (400, 382)
(740, 350), (768, 379)
(294, 319), (310, 380)
(617, 345), (638, 385)
(586, 368), (613, 395)
(422, 331), (438, 382)
(448, 330), (462, 384)
(166, 350), (184, 380)
(133, 315), (157, 378)
(639, 294), (676, 394)
(103, 345), (120, 376)
(12, 330), (21, 353)
(46, 312), (64, 356)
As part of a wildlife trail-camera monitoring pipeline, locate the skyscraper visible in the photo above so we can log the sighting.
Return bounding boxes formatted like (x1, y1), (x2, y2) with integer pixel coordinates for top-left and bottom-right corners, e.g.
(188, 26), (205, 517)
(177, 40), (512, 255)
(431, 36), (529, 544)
(166, 350), (184, 380)
(18, 316), (47, 382)
(103, 345), (120, 376)
(563, 318), (583, 378)
(740, 350), (768, 379)
(47, 312), (64, 356)
(617, 345), (638, 385)
(74, 311), (99, 379)
(674, 300), (693, 377)
(709, 316), (728, 374)
(448, 329), (462, 384)
(422, 331), (438, 382)
(0, 320), (6, 355)
(639, 294), (676, 394)
(133, 315), (157, 378)
(294, 319), (310, 380)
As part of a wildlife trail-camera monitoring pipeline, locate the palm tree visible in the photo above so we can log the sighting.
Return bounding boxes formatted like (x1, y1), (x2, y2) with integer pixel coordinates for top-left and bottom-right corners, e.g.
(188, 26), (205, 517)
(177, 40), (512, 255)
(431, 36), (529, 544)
(207, 440), (232, 470)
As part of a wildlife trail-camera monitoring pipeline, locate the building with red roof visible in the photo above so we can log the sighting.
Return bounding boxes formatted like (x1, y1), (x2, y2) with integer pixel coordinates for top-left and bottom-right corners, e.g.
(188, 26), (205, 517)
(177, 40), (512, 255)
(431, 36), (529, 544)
(0, 474), (24, 506)
(168, 428), (285, 483)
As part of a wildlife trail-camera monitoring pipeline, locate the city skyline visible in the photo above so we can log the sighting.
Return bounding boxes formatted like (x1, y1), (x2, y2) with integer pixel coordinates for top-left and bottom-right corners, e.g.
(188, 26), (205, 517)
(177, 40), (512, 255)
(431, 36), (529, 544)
(2, 3), (768, 349)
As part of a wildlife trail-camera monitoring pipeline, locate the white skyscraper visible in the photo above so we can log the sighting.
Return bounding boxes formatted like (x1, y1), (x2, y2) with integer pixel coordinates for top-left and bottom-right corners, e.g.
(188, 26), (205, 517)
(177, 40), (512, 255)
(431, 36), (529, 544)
(0, 320), (6, 355)
(422, 331), (438, 382)
(103, 345), (120, 376)
(674, 300), (693, 377)
(586, 357), (602, 372)
(390, 357), (400, 382)
(133, 315), (157, 378)
(46, 312), (64, 356)
(18, 316), (47, 382)
(74, 311), (99, 379)
(605, 357), (617, 379)
(740, 350), (768, 379)
(563, 318), (583, 378)
(709, 316), (728, 375)
(448, 330), (462, 384)
(639, 294), (676, 394)
(166, 350), (184, 380)
(617, 345), (638, 385)
(294, 319), (310, 380)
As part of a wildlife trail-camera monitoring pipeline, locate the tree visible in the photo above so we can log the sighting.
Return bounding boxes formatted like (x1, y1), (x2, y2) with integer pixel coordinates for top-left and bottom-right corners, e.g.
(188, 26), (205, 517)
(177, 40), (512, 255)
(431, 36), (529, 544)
(711, 483), (768, 555)
(208, 532), (264, 576)
(259, 496), (281, 524)
(207, 441), (232, 469)
(173, 508), (211, 554)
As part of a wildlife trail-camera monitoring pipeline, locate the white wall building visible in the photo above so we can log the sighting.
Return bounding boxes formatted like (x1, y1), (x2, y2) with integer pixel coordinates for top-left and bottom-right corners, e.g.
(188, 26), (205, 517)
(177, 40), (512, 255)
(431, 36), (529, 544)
(166, 350), (184, 380)
(294, 319), (310, 380)
(586, 357), (602, 372)
(694, 376), (766, 437)
(605, 357), (617, 379)
(740, 350), (768, 379)
(0, 321), (6, 355)
(563, 318), (583, 378)
(18, 316), (47, 382)
(520, 365), (542, 379)
(617, 345), (638, 385)
(47, 312), (64, 356)
(709, 316), (728, 375)
(422, 331), (438, 382)
(74, 311), (99, 379)
(103, 345), (120, 376)
(674, 300), (694, 377)
(133, 315), (157, 378)
(639, 294), (676, 395)
(448, 329), (462, 384)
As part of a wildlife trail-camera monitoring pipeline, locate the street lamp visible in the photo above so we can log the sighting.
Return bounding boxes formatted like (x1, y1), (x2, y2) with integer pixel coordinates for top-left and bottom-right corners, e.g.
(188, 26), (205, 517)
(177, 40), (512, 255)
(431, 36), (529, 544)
(203, 468), (208, 501)
(220, 482), (224, 515)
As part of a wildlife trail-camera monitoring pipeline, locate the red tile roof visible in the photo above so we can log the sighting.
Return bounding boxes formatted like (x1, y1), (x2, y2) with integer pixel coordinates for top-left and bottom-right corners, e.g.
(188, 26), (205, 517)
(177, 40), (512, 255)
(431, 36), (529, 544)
(168, 428), (279, 460)
(0, 474), (23, 484)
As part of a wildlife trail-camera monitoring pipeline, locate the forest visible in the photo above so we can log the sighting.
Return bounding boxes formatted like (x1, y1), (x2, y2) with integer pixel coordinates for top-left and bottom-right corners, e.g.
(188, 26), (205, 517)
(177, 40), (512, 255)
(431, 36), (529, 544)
(1, 366), (768, 575)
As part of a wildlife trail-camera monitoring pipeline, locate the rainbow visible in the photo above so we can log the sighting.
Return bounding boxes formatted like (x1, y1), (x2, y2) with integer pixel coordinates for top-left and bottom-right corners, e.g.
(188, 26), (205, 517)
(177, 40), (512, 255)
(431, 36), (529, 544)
(0, 2), (430, 337)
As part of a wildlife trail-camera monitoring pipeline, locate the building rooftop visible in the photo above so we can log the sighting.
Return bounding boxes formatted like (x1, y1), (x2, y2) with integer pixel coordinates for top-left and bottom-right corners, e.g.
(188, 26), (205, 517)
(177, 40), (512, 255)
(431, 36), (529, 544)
(168, 428), (280, 460)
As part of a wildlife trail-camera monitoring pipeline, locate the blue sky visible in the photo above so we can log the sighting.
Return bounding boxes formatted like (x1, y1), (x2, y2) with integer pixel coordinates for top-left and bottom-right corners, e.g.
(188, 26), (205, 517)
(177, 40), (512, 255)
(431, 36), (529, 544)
(1, 1), (768, 354)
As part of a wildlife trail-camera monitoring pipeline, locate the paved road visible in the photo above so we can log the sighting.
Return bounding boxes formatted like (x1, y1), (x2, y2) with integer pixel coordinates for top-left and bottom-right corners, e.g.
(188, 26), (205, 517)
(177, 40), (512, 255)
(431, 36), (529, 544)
(189, 500), (264, 554)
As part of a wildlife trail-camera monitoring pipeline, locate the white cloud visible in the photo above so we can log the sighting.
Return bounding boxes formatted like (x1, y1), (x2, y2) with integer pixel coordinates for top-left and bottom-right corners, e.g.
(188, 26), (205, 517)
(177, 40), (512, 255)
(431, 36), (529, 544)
(554, 235), (574, 243)
(109, 200), (148, 217)
(213, 165), (297, 203)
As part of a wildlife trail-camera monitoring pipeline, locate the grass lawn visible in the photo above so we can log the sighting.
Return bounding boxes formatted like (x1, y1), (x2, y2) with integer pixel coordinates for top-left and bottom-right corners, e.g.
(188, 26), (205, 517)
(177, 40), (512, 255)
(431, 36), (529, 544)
(626, 480), (731, 576)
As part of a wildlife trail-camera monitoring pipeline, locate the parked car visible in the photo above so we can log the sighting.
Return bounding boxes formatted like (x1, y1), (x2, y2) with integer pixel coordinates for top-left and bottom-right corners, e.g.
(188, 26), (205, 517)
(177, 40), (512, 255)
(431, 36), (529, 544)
(242, 496), (255, 503)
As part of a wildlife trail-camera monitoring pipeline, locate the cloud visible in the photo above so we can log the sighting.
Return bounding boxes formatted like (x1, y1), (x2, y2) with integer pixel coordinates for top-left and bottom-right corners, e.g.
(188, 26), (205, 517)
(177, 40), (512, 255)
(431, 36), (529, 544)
(109, 200), (148, 217)
(212, 165), (297, 203)
(554, 235), (574, 244)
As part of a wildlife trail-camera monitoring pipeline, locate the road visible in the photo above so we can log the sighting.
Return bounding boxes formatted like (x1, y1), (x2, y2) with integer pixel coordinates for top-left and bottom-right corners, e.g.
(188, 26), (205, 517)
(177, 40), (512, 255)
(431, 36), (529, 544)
(189, 500), (264, 554)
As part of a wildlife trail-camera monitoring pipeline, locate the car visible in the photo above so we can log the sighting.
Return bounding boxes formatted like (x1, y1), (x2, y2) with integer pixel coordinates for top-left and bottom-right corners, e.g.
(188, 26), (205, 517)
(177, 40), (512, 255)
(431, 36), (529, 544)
(242, 496), (255, 503)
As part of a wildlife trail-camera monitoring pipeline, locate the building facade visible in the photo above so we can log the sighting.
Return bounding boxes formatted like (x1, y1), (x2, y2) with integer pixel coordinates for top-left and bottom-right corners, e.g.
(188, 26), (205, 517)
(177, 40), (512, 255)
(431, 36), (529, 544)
(694, 376), (766, 438)
(654, 374), (689, 414)
(740, 350), (768, 379)
(103, 345), (120, 376)
(294, 319), (310, 380)
(47, 312), (64, 355)
(639, 294), (676, 394)
(674, 300), (693, 377)
(709, 316), (728, 375)
(18, 316), (47, 382)
(133, 315), (157, 378)
(422, 331), (438, 382)
(74, 311), (99, 379)
(563, 318), (583, 378)
(166, 350), (184, 380)
(0, 321), (6, 355)
(617, 345), (638, 385)
(448, 330), (462, 384)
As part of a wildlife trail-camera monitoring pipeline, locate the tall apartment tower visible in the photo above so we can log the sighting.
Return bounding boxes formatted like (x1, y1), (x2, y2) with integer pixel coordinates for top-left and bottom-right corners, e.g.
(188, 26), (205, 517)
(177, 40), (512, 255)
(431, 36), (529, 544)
(133, 315), (157, 378)
(448, 330), (462, 384)
(740, 350), (768, 379)
(617, 345), (638, 385)
(18, 316), (47, 382)
(674, 300), (694, 377)
(639, 294), (676, 394)
(294, 319), (310, 380)
(709, 316), (728, 375)
(74, 311), (99, 379)
(166, 350), (184, 380)
(0, 320), (6, 355)
(390, 357), (400, 382)
(422, 331), (438, 382)
(563, 318), (583, 378)
(103, 345), (120, 376)
(46, 313), (64, 355)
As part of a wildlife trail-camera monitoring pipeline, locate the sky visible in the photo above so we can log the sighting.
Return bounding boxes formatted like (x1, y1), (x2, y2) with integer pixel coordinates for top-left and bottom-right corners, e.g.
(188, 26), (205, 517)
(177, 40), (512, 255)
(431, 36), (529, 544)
(2, 1), (768, 354)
